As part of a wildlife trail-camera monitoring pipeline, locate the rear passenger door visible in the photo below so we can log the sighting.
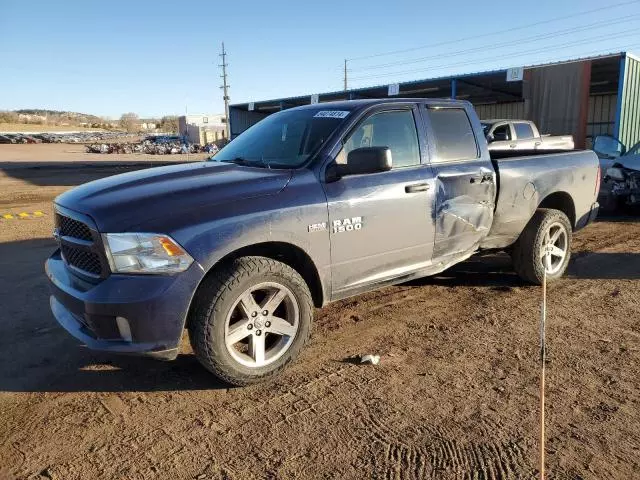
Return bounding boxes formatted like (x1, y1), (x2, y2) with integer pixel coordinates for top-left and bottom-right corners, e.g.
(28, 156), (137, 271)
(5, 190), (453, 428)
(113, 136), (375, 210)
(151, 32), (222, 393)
(421, 105), (496, 261)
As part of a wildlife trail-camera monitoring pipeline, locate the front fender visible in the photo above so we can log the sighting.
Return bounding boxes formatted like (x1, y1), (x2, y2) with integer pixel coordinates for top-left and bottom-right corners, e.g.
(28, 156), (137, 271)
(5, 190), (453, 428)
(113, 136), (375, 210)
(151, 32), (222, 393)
(171, 169), (331, 302)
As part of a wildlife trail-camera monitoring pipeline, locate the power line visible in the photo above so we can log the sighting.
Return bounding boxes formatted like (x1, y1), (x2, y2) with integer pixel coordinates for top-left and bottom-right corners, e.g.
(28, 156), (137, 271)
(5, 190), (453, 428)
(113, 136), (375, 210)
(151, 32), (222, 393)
(349, 28), (639, 81)
(346, 0), (640, 61)
(349, 14), (640, 72)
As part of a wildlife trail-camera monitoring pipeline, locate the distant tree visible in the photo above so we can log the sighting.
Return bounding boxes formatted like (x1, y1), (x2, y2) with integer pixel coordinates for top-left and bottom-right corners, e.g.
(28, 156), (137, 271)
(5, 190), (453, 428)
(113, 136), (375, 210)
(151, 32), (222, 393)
(160, 115), (179, 133)
(119, 112), (140, 132)
(0, 111), (18, 123)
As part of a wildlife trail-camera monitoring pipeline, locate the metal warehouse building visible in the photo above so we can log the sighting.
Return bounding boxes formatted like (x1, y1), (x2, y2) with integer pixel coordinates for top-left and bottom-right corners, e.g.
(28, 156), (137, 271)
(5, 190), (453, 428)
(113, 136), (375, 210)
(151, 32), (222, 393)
(229, 52), (640, 149)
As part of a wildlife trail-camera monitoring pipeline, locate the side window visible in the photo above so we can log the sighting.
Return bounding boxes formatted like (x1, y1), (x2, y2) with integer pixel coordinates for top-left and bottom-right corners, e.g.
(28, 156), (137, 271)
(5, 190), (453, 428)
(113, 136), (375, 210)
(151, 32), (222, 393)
(337, 110), (420, 168)
(514, 123), (534, 139)
(492, 124), (511, 141)
(426, 108), (478, 162)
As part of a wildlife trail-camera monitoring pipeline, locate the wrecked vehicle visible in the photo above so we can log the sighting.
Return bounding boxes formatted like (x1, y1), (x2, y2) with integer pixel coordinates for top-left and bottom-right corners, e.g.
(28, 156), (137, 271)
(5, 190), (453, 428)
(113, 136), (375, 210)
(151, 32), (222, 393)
(85, 140), (214, 155)
(593, 135), (640, 211)
(46, 99), (600, 385)
(482, 119), (574, 152)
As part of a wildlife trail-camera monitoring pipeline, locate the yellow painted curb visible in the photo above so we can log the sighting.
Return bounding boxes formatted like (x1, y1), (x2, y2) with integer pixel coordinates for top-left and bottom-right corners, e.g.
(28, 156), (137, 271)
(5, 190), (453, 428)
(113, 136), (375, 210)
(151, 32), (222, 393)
(0, 211), (47, 220)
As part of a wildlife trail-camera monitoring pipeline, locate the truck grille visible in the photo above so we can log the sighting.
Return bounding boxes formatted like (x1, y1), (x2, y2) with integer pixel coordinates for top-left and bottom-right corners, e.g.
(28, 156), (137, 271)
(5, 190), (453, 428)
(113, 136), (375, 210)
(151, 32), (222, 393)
(56, 213), (93, 241)
(55, 212), (106, 278)
(61, 244), (103, 275)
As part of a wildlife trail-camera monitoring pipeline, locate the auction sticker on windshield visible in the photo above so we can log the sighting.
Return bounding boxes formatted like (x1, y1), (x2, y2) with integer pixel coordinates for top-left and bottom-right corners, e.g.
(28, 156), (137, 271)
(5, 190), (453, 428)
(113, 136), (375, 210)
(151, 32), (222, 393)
(314, 111), (350, 119)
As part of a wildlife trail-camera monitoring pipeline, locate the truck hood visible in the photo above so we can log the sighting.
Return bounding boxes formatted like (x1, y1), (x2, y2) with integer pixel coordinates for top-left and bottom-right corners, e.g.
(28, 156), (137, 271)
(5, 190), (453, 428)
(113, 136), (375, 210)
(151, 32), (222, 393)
(55, 161), (292, 231)
(615, 153), (640, 171)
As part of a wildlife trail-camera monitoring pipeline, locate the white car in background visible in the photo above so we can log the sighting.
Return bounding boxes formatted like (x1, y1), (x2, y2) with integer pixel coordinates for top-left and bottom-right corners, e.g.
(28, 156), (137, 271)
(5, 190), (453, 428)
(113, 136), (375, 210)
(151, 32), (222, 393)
(593, 135), (640, 211)
(482, 119), (574, 152)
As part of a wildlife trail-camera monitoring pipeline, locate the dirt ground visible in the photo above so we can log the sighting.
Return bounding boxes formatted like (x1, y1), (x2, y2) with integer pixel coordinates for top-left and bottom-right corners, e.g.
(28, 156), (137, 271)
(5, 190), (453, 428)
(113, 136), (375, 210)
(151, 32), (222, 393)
(0, 143), (210, 164)
(0, 163), (639, 480)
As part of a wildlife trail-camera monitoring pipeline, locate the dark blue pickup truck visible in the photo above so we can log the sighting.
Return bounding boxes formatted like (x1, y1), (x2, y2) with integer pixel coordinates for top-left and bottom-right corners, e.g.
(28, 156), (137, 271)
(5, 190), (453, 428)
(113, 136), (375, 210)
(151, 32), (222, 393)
(46, 99), (600, 385)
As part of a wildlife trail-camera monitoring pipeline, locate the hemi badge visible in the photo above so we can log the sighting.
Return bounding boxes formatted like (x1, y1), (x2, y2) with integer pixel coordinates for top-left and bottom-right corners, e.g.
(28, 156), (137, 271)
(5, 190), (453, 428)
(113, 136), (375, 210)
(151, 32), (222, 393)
(308, 222), (327, 233)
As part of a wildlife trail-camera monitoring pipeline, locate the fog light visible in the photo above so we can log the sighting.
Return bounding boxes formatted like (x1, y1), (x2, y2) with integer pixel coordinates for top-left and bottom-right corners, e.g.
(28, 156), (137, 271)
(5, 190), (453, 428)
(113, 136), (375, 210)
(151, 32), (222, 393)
(116, 316), (132, 342)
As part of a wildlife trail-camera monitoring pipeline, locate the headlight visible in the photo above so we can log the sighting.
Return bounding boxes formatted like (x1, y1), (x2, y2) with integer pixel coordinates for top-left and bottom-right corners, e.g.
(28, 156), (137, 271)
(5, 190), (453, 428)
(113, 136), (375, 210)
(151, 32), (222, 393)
(102, 233), (194, 274)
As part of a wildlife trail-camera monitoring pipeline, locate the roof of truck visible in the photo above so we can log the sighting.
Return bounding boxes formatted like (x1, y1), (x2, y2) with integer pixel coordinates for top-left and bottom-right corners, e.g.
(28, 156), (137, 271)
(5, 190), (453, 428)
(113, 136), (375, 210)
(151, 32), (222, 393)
(290, 98), (471, 111)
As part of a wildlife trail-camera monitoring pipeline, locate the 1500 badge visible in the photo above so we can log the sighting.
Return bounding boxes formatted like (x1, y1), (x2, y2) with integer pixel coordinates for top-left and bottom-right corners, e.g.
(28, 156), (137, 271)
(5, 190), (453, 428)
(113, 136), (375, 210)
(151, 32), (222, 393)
(332, 217), (363, 233)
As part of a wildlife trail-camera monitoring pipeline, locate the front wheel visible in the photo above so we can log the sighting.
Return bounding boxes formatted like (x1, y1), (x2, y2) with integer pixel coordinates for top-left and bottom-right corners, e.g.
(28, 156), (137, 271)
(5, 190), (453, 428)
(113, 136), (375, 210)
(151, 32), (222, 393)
(189, 256), (313, 386)
(511, 208), (572, 285)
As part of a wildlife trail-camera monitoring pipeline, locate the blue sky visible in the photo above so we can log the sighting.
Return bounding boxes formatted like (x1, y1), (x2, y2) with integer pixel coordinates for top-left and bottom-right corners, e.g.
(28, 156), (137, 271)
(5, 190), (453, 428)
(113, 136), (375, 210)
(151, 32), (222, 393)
(1, 0), (639, 118)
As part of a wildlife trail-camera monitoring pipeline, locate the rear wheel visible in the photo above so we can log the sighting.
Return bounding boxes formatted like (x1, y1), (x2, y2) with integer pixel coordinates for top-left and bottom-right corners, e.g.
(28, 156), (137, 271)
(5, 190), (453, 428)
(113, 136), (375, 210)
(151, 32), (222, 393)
(189, 256), (313, 386)
(511, 208), (572, 284)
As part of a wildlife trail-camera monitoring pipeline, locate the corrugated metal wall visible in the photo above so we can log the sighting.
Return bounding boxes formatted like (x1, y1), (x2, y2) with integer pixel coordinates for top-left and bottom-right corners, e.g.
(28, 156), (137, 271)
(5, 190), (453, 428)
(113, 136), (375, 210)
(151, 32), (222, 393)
(228, 107), (268, 138)
(618, 55), (640, 149)
(474, 102), (524, 120)
(587, 94), (617, 139)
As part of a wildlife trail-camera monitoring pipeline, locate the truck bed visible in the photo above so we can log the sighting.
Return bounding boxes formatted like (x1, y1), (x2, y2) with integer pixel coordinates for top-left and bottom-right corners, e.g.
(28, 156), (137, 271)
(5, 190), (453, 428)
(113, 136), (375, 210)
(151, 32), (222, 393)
(481, 149), (600, 249)
(489, 148), (575, 159)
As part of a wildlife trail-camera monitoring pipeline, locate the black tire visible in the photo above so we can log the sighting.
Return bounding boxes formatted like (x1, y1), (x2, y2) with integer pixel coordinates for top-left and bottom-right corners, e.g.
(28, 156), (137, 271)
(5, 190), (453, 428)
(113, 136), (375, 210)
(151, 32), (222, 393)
(511, 208), (572, 285)
(188, 256), (313, 386)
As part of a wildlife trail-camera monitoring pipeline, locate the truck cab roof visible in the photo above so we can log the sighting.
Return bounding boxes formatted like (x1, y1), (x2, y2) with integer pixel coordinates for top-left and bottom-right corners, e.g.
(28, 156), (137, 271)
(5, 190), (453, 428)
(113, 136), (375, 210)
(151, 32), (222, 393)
(288, 98), (472, 113)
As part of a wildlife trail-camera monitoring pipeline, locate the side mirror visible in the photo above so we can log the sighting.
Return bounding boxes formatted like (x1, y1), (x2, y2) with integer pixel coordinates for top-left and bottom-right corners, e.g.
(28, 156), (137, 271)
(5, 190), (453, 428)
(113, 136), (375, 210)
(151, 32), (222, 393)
(486, 133), (495, 143)
(593, 135), (625, 159)
(343, 147), (393, 175)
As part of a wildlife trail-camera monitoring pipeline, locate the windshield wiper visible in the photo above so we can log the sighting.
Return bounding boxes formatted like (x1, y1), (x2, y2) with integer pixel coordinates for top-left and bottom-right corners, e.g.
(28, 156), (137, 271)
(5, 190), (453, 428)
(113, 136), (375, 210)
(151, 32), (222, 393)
(220, 156), (274, 169)
(219, 157), (251, 165)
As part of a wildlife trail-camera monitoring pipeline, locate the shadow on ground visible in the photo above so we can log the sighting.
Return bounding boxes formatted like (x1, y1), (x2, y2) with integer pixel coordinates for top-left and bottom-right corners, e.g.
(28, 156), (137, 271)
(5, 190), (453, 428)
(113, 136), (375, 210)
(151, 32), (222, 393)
(0, 237), (227, 393)
(2, 353), (231, 393)
(412, 250), (640, 289)
(1, 228), (638, 393)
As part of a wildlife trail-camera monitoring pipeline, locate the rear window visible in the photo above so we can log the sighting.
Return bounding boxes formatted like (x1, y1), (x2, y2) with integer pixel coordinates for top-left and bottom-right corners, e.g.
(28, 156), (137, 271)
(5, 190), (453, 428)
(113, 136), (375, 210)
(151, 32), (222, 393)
(514, 122), (535, 139)
(426, 108), (478, 162)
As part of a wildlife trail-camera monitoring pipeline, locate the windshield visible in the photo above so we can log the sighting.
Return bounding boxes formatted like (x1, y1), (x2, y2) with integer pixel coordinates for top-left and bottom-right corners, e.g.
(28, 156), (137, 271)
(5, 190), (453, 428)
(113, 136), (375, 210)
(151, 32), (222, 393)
(212, 108), (351, 168)
(481, 122), (492, 135)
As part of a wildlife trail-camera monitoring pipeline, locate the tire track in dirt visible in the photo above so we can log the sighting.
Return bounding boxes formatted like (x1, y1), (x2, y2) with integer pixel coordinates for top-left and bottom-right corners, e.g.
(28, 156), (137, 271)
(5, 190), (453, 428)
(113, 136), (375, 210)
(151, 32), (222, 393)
(3, 219), (639, 479)
(359, 408), (529, 480)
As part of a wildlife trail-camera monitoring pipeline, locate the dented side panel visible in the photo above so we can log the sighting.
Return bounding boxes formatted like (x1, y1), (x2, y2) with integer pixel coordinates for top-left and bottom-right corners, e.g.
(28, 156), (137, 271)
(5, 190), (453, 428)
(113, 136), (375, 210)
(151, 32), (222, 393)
(481, 150), (600, 249)
(431, 159), (496, 259)
(419, 101), (497, 264)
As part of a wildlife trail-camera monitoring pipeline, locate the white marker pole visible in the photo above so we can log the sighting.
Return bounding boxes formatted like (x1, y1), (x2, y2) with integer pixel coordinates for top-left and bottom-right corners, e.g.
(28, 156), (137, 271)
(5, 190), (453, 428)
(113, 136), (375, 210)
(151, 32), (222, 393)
(539, 257), (547, 480)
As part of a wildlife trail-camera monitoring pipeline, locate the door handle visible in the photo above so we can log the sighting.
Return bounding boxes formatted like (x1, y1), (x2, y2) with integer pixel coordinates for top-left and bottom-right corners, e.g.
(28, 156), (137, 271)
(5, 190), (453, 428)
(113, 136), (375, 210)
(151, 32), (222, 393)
(534, 141), (542, 147)
(481, 174), (493, 183)
(405, 183), (430, 193)
(470, 174), (493, 184)
(509, 143), (517, 148)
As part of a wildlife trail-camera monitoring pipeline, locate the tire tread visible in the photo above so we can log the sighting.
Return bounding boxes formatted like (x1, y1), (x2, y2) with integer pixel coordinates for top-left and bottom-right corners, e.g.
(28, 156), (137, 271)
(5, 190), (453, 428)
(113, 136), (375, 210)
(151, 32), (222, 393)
(188, 256), (313, 386)
(511, 208), (572, 285)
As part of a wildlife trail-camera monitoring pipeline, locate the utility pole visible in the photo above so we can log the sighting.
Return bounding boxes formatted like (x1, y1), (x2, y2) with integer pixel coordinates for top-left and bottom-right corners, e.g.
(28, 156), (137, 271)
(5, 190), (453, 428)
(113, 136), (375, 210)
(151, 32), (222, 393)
(219, 42), (230, 140)
(343, 59), (348, 91)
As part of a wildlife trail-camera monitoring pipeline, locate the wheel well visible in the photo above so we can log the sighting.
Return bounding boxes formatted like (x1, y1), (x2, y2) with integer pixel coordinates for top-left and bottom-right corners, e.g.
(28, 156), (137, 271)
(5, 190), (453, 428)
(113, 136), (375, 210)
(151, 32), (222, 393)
(538, 192), (576, 228)
(203, 242), (324, 308)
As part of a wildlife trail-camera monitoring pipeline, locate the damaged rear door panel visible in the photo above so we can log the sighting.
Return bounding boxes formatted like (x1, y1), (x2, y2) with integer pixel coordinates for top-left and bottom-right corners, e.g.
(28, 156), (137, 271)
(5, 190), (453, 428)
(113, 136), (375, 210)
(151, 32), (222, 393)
(421, 105), (496, 263)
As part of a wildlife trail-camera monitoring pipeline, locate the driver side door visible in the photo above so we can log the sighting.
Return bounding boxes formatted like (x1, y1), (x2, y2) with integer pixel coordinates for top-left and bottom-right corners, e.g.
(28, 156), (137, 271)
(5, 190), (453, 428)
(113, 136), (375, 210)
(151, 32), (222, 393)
(321, 106), (436, 299)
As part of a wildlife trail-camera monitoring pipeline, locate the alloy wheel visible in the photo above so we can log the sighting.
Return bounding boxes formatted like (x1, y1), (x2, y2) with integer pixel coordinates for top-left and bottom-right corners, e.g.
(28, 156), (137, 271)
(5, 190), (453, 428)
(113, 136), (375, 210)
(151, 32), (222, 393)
(224, 282), (299, 368)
